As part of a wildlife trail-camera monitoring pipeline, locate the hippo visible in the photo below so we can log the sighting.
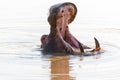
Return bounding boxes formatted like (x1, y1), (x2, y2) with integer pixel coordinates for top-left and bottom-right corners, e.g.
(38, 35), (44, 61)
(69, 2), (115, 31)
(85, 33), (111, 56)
(40, 2), (101, 55)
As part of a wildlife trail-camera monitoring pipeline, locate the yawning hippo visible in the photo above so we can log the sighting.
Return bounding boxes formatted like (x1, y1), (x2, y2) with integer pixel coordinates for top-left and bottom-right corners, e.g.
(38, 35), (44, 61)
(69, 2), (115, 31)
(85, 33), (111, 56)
(40, 2), (101, 55)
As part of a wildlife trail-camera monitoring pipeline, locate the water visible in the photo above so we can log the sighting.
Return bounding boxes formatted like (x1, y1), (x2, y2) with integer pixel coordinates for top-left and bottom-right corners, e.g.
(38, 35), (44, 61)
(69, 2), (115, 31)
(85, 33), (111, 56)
(0, 0), (120, 80)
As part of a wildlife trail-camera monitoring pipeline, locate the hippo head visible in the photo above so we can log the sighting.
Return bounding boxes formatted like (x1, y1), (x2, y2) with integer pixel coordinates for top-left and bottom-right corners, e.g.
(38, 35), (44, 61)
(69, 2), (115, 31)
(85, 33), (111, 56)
(47, 2), (77, 38)
(40, 2), (101, 55)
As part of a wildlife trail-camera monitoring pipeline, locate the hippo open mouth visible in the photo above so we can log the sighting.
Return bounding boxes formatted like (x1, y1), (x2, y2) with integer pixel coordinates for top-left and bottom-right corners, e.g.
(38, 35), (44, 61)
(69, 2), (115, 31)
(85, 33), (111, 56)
(40, 2), (101, 55)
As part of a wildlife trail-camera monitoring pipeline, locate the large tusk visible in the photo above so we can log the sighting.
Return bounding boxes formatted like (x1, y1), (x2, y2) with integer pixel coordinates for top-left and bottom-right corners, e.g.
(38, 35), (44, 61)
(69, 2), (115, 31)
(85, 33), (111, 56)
(78, 42), (84, 53)
(71, 42), (84, 54)
(94, 37), (101, 51)
(91, 37), (101, 52)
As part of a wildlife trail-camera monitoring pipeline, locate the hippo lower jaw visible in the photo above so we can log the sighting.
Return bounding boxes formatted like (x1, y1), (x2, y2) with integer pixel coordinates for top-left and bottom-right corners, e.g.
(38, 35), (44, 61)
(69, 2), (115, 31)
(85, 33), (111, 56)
(71, 37), (101, 55)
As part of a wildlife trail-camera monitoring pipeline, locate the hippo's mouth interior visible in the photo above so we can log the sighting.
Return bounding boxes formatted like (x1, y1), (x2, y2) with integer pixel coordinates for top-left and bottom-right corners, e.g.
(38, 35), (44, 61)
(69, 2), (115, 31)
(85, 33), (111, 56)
(54, 5), (79, 47)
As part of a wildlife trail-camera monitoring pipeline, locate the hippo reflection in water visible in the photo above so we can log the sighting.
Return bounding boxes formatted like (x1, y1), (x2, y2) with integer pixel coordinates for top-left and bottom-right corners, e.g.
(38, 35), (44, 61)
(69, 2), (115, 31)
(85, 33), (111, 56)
(40, 2), (101, 55)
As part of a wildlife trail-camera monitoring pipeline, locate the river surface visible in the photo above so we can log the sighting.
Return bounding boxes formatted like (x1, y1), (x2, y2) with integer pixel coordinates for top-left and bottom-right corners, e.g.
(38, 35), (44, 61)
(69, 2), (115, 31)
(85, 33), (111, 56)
(0, 0), (120, 80)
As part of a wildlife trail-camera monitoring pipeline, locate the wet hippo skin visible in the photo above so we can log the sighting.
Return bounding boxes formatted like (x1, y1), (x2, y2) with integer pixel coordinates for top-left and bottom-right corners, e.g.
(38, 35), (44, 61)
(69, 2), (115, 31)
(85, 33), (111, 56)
(40, 2), (101, 54)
